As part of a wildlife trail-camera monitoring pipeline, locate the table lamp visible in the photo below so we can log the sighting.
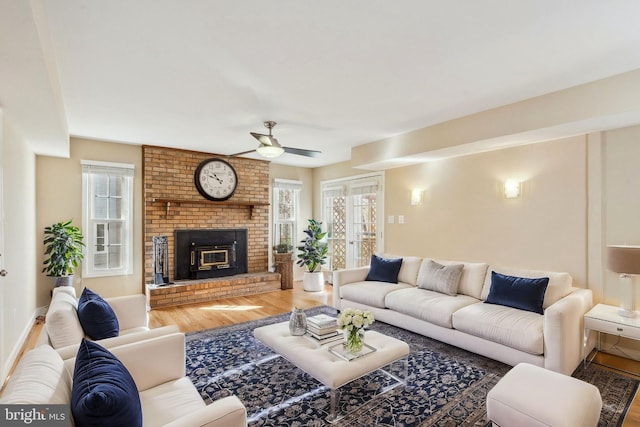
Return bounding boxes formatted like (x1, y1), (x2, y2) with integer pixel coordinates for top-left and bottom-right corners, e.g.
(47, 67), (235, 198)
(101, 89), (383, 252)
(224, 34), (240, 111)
(607, 245), (640, 318)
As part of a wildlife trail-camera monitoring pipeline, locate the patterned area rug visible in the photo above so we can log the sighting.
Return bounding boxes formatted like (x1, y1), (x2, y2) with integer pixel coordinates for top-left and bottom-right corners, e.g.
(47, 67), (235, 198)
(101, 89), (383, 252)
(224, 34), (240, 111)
(185, 306), (638, 426)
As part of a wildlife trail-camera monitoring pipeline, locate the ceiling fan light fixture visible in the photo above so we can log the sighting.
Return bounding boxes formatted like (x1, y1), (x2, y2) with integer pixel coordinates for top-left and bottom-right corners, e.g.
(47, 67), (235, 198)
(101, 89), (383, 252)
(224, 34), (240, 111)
(256, 145), (285, 158)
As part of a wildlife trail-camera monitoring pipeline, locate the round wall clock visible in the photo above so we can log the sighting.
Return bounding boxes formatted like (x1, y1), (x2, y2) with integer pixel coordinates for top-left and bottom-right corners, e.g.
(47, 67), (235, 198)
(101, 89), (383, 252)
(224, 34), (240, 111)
(194, 158), (238, 201)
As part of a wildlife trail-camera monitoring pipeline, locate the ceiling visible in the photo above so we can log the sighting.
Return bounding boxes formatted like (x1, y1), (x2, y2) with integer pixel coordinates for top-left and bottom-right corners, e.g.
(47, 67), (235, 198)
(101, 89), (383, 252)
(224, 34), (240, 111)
(2, 0), (640, 167)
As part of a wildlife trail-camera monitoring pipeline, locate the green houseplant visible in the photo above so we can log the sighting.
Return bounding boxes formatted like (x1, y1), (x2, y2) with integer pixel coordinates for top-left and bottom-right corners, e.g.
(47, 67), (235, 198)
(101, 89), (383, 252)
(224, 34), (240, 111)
(42, 220), (85, 287)
(296, 219), (328, 291)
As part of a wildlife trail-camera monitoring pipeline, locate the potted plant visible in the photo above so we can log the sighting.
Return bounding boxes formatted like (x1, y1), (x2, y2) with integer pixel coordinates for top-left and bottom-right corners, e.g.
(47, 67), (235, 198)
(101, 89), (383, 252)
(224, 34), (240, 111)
(296, 219), (328, 292)
(42, 220), (85, 288)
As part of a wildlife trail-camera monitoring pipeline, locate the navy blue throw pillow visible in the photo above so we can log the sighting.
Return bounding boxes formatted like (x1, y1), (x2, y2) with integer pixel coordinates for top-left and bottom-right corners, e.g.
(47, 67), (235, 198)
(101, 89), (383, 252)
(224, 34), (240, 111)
(485, 271), (549, 314)
(77, 288), (119, 340)
(365, 255), (403, 284)
(71, 339), (142, 427)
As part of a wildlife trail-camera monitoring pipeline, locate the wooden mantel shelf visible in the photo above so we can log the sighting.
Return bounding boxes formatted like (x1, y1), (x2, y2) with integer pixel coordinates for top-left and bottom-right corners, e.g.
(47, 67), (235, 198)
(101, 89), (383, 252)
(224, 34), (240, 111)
(151, 198), (269, 219)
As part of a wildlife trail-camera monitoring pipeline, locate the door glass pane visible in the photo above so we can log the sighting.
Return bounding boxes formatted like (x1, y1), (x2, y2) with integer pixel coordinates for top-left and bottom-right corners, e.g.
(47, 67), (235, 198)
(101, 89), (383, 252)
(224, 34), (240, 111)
(324, 193), (346, 270)
(352, 193), (376, 267)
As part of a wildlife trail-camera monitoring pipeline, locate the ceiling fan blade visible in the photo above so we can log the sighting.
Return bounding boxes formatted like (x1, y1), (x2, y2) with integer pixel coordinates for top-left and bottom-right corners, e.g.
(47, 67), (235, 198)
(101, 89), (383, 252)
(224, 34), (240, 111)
(230, 148), (257, 157)
(283, 146), (322, 157)
(250, 132), (278, 146)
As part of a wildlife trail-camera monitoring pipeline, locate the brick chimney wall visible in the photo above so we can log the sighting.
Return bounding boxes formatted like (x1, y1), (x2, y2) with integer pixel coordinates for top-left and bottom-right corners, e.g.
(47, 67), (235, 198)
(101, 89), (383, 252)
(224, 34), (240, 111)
(143, 146), (270, 284)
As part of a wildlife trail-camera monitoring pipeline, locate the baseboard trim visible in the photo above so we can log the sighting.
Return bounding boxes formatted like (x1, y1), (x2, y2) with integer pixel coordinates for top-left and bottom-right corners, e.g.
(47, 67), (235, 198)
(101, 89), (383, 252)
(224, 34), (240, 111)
(1, 309), (40, 390)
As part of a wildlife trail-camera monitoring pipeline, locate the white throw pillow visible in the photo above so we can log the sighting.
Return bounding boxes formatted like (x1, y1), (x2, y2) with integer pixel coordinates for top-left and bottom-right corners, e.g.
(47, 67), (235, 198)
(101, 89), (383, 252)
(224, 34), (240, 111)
(416, 259), (464, 296)
(380, 253), (422, 285)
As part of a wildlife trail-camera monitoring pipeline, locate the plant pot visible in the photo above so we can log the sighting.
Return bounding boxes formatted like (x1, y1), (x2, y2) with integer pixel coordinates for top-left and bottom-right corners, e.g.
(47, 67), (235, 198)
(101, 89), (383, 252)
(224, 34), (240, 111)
(51, 275), (74, 288)
(303, 271), (324, 292)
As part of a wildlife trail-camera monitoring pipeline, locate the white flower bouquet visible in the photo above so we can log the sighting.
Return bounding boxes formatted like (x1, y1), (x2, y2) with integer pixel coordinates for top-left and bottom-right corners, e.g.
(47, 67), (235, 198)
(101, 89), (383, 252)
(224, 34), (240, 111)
(337, 308), (374, 353)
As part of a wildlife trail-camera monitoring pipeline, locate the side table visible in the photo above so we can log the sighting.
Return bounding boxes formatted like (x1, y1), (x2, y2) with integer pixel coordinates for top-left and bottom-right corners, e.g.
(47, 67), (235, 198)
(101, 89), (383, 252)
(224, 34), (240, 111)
(274, 252), (294, 290)
(583, 303), (640, 369)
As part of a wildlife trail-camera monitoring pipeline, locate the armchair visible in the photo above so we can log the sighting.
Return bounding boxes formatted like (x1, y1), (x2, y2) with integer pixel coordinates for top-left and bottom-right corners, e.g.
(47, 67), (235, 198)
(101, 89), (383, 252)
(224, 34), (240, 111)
(1, 332), (248, 427)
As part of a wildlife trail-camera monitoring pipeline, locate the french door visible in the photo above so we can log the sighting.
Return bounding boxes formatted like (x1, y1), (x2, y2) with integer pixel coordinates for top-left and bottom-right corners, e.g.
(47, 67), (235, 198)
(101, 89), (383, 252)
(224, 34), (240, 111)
(322, 174), (383, 270)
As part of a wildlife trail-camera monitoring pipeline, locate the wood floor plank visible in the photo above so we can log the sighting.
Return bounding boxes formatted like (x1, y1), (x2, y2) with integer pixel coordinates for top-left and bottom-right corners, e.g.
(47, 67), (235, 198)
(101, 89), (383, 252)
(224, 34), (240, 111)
(148, 281), (333, 332)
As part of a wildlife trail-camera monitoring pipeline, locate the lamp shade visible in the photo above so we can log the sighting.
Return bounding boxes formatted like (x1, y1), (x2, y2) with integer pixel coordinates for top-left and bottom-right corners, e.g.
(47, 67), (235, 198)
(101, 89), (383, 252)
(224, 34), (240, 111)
(607, 245), (640, 274)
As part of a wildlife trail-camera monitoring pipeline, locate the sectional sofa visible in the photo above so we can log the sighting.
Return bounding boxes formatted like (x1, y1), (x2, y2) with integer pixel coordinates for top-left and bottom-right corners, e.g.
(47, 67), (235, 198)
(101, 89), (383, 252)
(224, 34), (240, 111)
(333, 254), (593, 375)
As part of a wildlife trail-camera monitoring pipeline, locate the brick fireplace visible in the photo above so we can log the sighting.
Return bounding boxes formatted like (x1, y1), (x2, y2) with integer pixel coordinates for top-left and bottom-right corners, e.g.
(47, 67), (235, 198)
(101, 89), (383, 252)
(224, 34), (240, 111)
(143, 146), (280, 308)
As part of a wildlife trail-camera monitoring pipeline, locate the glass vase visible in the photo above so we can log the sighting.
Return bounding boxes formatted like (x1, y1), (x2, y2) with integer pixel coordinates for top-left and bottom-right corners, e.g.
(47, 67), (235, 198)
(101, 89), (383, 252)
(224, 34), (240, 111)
(289, 307), (307, 336)
(344, 328), (365, 354)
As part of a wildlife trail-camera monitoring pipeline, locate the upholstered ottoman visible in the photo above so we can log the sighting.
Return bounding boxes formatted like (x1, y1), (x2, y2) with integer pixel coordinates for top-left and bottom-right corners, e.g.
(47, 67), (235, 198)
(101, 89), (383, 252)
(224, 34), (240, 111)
(487, 363), (602, 427)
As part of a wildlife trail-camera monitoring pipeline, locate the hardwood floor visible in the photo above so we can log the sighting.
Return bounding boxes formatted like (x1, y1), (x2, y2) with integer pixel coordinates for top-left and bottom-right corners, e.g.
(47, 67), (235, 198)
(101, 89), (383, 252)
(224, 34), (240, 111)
(148, 280), (333, 332)
(4, 281), (640, 426)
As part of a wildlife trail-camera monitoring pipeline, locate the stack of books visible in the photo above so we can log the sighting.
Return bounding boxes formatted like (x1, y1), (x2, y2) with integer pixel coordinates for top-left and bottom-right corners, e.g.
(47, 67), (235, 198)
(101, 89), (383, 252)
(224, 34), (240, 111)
(305, 314), (342, 345)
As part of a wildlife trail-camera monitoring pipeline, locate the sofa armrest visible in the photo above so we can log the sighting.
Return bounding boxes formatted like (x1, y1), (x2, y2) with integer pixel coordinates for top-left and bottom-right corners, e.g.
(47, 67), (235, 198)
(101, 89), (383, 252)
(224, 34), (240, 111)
(55, 325), (180, 360)
(107, 294), (148, 330)
(65, 332), (186, 392)
(543, 288), (593, 375)
(332, 266), (369, 309)
(163, 395), (248, 427)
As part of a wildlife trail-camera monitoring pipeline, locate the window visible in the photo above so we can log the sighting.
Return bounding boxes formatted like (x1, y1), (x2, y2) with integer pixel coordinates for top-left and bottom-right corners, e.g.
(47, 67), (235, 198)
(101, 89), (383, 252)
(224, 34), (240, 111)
(273, 179), (302, 253)
(82, 160), (134, 277)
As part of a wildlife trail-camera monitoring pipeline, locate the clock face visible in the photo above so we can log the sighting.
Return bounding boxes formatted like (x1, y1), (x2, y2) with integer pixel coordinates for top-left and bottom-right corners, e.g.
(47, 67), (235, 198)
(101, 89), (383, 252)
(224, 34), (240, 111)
(194, 159), (238, 201)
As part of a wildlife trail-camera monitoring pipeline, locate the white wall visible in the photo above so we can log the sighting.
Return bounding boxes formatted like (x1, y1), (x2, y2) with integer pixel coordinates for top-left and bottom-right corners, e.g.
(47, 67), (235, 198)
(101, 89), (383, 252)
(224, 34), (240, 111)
(382, 136), (588, 285)
(603, 126), (640, 306)
(1, 115), (37, 381)
(36, 137), (143, 303)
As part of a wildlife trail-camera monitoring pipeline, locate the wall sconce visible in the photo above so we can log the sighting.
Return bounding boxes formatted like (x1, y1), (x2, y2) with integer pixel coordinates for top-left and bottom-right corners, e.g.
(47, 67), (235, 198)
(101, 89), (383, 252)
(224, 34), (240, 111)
(411, 189), (424, 205)
(503, 179), (522, 199)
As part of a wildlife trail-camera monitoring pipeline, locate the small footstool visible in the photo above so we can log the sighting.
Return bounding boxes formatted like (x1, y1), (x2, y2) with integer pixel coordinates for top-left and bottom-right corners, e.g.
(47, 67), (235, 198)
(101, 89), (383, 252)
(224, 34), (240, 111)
(487, 363), (602, 427)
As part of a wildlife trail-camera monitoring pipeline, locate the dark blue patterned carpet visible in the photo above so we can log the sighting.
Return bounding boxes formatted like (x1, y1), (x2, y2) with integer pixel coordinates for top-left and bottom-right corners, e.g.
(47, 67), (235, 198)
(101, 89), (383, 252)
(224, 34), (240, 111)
(185, 306), (637, 426)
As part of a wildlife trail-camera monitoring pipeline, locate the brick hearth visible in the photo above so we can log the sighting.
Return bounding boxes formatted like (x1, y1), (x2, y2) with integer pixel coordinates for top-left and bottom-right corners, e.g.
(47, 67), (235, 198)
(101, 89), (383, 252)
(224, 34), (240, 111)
(146, 272), (281, 309)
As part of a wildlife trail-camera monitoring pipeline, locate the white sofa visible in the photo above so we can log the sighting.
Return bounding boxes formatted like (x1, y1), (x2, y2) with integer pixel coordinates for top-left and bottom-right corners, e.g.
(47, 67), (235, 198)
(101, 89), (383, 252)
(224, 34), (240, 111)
(37, 287), (179, 358)
(333, 255), (593, 375)
(0, 332), (248, 427)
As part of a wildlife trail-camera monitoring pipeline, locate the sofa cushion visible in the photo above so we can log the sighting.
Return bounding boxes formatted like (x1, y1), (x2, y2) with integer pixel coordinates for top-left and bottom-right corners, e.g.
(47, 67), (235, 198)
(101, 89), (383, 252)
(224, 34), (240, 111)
(77, 288), (119, 340)
(340, 281), (413, 308)
(385, 288), (480, 329)
(71, 339), (142, 427)
(481, 266), (572, 309)
(45, 288), (85, 348)
(365, 255), (402, 284)
(416, 260), (463, 296)
(0, 345), (71, 404)
(380, 253), (423, 286)
(452, 302), (544, 355)
(485, 271), (549, 314)
(139, 377), (206, 426)
(435, 259), (488, 299)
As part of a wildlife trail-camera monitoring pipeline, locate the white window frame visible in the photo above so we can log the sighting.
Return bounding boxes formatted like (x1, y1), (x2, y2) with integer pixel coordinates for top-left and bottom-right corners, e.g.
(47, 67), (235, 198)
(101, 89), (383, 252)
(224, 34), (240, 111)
(272, 179), (302, 253)
(82, 160), (134, 277)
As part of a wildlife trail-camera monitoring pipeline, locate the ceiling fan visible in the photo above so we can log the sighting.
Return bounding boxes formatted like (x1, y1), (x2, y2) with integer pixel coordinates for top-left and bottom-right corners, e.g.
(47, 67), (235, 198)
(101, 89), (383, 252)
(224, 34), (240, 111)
(231, 121), (321, 159)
